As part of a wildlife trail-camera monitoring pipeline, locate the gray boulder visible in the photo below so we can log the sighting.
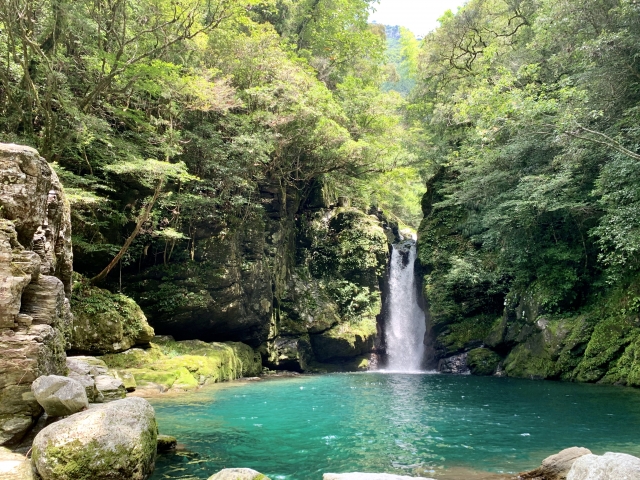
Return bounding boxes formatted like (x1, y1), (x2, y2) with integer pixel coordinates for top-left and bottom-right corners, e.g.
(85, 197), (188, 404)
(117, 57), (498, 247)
(32, 397), (157, 480)
(519, 446), (592, 479)
(208, 469), (270, 480)
(567, 452), (640, 480)
(31, 375), (88, 417)
(323, 475), (435, 480)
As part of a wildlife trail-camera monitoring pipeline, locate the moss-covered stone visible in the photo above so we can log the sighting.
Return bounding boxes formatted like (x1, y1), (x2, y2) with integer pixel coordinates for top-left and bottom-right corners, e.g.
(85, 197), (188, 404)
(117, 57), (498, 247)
(31, 397), (157, 480)
(310, 316), (377, 362)
(101, 338), (262, 392)
(71, 275), (154, 355)
(467, 348), (501, 376)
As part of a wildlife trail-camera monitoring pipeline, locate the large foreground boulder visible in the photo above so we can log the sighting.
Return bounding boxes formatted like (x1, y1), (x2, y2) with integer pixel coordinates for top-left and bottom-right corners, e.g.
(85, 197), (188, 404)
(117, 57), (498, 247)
(31, 397), (157, 480)
(208, 468), (271, 480)
(566, 452), (640, 480)
(518, 447), (592, 479)
(323, 474), (435, 480)
(31, 375), (88, 417)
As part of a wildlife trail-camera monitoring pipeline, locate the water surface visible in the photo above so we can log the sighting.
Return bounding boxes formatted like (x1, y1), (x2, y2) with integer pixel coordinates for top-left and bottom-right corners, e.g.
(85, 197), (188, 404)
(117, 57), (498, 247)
(150, 373), (640, 480)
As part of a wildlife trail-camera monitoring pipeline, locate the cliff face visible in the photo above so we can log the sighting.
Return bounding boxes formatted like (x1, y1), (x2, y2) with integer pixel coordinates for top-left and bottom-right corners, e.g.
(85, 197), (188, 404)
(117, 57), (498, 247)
(123, 181), (394, 370)
(417, 168), (640, 385)
(0, 144), (73, 445)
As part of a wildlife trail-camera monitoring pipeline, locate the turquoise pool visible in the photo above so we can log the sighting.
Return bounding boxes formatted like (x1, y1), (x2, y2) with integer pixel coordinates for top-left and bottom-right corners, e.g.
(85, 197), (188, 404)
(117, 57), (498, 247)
(149, 373), (640, 479)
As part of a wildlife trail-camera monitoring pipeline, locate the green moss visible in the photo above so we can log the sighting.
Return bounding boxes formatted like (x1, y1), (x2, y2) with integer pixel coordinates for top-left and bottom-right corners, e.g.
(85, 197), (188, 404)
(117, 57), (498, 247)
(574, 316), (639, 383)
(438, 315), (496, 354)
(71, 274), (154, 354)
(467, 348), (501, 376)
(100, 338), (262, 391)
(310, 316), (377, 362)
(503, 337), (557, 380)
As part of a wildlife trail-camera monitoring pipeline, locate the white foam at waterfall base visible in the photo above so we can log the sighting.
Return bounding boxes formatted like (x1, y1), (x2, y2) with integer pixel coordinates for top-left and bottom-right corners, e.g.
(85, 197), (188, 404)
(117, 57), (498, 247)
(383, 242), (427, 372)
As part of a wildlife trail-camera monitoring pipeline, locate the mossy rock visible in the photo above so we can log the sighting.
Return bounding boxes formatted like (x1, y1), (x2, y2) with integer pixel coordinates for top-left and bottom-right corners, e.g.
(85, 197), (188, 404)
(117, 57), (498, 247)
(71, 275), (154, 355)
(467, 348), (501, 376)
(310, 317), (377, 362)
(503, 334), (557, 380)
(101, 338), (262, 391)
(31, 397), (157, 480)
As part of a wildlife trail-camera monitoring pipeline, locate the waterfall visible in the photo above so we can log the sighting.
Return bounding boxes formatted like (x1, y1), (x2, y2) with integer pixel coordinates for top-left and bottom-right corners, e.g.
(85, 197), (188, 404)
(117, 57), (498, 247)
(384, 240), (427, 372)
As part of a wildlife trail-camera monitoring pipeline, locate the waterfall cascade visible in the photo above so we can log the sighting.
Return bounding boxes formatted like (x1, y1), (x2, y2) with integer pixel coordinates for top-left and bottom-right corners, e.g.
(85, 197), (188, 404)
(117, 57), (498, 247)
(384, 240), (427, 372)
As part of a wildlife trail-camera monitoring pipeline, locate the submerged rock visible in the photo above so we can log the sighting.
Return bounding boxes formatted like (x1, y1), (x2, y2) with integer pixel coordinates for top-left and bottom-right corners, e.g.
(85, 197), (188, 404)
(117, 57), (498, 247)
(566, 452), (640, 480)
(31, 375), (88, 417)
(467, 348), (501, 376)
(208, 468), (270, 480)
(519, 447), (592, 479)
(31, 397), (157, 480)
(323, 474), (435, 480)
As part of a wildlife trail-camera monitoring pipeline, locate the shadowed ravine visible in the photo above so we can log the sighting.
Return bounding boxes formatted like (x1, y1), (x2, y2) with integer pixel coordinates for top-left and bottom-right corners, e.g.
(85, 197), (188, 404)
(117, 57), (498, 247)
(150, 373), (640, 480)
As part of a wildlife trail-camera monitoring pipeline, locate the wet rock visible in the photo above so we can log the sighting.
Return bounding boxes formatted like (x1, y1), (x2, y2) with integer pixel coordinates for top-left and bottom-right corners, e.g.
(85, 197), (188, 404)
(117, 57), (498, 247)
(0, 447), (34, 479)
(519, 447), (592, 479)
(310, 317), (377, 362)
(31, 397), (157, 480)
(94, 375), (126, 402)
(566, 452), (640, 480)
(266, 336), (313, 371)
(323, 474), (435, 480)
(208, 468), (271, 480)
(157, 435), (177, 452)
(438, 352), (470, 374)
(31, 375), (88, 417)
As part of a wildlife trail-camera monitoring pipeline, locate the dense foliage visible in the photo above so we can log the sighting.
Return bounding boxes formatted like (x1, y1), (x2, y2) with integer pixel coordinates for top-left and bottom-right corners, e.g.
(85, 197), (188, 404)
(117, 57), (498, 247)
(414, 0), (640, 383)
(0, 0), (425, 281)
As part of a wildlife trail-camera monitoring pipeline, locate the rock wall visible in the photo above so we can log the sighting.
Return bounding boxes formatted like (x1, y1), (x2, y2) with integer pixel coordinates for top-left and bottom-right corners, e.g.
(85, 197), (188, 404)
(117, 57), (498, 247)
(417, 168), (640, 385)
(123, 178), (394, 371)
(0, 144), (73, 445)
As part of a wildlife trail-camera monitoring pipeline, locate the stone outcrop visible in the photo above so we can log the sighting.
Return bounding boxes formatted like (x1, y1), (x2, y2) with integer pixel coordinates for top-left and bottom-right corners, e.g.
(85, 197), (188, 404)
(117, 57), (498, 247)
(519, 447), (592, 480)
(70, 278), (154, 355)
(0, 143), (73, 445)
(566, 452), (640, 480)
(66, 356), (126, 402)
(31, 375), (88, 417)
(267, 207), (389, 370)
(208, 468), (270, 480)
(31, 397), (157, 480)
(156, 434), (177, 452)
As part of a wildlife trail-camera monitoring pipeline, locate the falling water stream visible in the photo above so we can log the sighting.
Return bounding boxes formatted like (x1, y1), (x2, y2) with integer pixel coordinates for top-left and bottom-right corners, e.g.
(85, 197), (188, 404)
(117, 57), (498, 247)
(384, 240), (427, 372)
